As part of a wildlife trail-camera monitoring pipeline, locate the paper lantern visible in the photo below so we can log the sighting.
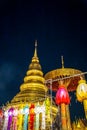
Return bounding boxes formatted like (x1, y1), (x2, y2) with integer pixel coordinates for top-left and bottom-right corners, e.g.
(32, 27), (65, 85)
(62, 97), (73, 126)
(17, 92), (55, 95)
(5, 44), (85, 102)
(56, 85), (70, 105)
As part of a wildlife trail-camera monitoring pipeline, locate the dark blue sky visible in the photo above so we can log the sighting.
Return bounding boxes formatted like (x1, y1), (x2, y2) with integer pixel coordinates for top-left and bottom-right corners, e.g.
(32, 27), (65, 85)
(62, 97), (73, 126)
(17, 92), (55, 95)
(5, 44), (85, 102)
(0, 0), (87, 121)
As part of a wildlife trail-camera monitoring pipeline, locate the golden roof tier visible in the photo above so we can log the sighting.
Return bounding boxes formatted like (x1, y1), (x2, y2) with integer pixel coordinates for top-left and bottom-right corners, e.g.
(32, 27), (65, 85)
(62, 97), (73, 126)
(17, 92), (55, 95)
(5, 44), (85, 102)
(44, 56), (85, 92)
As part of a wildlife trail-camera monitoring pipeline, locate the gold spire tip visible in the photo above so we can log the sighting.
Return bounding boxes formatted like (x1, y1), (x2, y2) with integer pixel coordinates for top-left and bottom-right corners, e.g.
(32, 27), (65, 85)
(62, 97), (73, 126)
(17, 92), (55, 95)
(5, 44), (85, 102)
(61, 55), (64, 68)
(33, 40), (38, 58)
(35, 40), (37, 47)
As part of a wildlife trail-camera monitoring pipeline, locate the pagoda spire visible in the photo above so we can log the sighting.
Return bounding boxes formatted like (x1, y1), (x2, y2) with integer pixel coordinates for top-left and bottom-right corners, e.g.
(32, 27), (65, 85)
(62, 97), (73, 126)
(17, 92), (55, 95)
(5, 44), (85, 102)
(61, 55), (64, 68)
(32, 40), (39, 63)
(34, 40), (37, 57)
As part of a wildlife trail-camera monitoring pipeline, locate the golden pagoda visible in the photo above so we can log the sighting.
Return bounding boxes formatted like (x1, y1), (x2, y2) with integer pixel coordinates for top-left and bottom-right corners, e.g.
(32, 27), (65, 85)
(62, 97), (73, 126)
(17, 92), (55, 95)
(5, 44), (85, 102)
(1, 41), (58, 130)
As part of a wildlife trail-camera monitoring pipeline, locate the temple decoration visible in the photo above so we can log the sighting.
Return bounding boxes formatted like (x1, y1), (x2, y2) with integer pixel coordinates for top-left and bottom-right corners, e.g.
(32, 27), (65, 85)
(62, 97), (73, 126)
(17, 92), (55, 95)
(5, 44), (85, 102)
(56, 83), (70, 130)
(35, 102), (40, 130)
(12, 108), (18, 130)
(44, 56), (84, 92)
(76, 79), (87, 119)
(44, 56), (84, 130)
(3, 110), (8, 130)
(55, 85), (70, 105)
(41, 103), (46, 130)
(45, 98), (51, 121)
(0, 109), (3, 129)
(29, 104), (35, 130)
(0, 109), (3, 118)
(18, 105), (23, 130)
(7, 107), (14, 130)
(23, 105), (29, 130)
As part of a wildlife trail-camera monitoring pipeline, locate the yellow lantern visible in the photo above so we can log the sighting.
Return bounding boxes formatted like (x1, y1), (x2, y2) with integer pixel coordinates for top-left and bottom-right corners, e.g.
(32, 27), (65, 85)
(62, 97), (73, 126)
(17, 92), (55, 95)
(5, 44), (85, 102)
(76, 79), (87, 119)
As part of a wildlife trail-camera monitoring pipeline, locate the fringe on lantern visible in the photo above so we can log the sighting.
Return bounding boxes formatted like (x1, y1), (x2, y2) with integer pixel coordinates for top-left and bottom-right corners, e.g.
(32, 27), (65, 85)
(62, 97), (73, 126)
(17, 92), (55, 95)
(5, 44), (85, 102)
(7, 108), (14, 130)
(12, 116), (17, 130)
(35, 112), (39, 130)
(2, 116), (8, 130)
(41, 104), (45, 130)
(18, 108), (23, 130)
(12, 108), (18, 130)
(24, 114), (28, 130)
(29, 104), (35, 130)
(35, 102), (40, 130)
(23, 105), (29, 130)
(45, 98), (50, 120)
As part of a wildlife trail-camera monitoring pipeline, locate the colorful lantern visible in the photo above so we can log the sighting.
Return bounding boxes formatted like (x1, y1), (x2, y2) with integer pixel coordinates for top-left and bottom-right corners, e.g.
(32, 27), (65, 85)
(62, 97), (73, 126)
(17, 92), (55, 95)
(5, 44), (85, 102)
(76, 79), (87, 102)
(76, 79), (87, 119)
(12, 108), (18, 130)
(41, 104), (45, 130)
(45, 98), (50, 121)
(35, 102), (40, 130)
(29, 104), (35, 130)
(18, 106), (23, 130)
(55, 84), (70, 130)
(55, 85), (70, 105)
(3, 110), (8, 130)
(7, 107), (14, 130)
(0, 109), (3, 128)
(0, 109), (3, 118)
(23, 105), (29, 130)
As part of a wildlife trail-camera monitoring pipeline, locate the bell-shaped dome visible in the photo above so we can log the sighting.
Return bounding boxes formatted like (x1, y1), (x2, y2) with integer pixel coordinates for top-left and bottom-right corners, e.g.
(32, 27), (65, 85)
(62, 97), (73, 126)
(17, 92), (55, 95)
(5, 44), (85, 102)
(76, 79), (87, 102)
(55, 85), (70, 105)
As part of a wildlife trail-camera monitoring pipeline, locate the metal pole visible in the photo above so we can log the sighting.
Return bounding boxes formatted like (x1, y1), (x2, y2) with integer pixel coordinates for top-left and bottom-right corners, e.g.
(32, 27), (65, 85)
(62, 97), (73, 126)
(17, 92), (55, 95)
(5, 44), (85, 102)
(49, 79), (53, 130)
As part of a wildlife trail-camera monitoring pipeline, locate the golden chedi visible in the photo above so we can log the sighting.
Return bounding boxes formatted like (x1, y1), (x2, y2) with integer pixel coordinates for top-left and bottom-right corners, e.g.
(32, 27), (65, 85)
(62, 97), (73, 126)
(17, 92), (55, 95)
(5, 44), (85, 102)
(2, 41), (58, 130)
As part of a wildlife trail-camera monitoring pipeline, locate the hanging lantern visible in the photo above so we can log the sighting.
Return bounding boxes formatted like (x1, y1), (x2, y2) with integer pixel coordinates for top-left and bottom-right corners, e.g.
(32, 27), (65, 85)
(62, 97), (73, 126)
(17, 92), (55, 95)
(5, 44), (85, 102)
(41, 104), (45, 130)
(0, 109), (3, 118)
(76, 79), (87, 119)
(76, 79), (87, 102)
(0, 109), (3, 129)
(7, 107), (14, 130)
(34, 102), (40, 130)
(3, 110), (8, 130)
(12, 108), (18, 130)
(45, 98), (51, 122)
(29, 104), (35, 130)
(55, 85), (70, 105)
(13, 108), (18, 116)
(23, 105), (29, 130)
(18, 105), (23, 130)
(55, 84), (70, 130)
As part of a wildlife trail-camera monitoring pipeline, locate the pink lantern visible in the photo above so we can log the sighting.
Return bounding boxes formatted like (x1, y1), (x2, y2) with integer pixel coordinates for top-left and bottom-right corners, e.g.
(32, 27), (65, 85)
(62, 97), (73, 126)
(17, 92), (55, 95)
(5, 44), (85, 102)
(55, 85), (70, 105)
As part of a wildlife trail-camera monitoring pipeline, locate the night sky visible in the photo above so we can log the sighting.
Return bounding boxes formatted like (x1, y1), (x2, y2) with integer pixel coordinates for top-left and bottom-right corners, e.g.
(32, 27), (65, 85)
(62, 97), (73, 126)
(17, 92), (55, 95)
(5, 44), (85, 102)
(0, 0), (87, 121)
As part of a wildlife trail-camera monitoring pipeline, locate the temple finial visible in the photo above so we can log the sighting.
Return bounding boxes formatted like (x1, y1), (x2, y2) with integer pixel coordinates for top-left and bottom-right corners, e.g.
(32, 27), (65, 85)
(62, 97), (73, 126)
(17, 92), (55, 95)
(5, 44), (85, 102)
(61, 55), (64, 68)
(35, 40), (37, 47)
(34, 40), (38, 57)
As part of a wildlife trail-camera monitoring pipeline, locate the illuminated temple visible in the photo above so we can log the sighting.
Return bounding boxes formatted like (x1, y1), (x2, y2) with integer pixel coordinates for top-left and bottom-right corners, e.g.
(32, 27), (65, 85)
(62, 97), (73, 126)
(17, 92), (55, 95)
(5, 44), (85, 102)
(0, 42), (87, 130)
